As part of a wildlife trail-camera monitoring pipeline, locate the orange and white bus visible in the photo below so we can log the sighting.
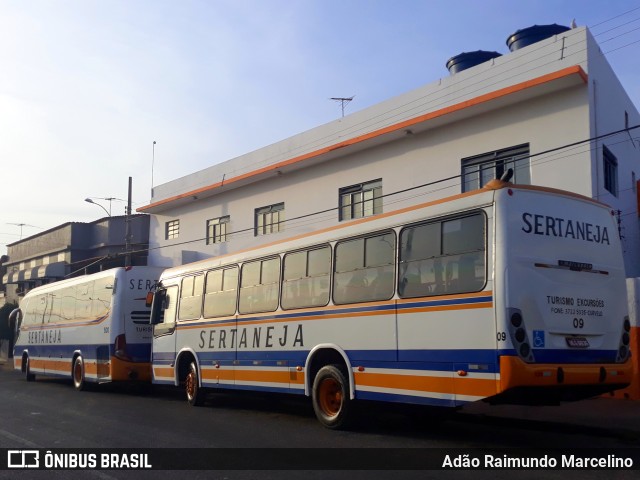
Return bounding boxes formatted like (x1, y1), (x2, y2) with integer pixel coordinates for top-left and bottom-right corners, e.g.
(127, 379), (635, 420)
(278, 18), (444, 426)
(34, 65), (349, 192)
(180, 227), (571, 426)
(147, 179), (632, 428)
(14, 266), (164, 390)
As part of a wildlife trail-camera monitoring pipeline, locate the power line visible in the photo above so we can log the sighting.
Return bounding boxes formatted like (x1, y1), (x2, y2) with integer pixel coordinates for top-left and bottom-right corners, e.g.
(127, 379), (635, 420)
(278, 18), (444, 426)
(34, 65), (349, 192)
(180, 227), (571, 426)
(114, 125), (640, 264)
(152, 15), (640, 202)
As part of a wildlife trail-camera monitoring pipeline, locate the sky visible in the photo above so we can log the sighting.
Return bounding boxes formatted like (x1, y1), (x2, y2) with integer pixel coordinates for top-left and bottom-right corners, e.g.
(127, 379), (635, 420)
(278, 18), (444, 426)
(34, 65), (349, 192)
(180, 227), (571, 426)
(1, 0), (640, 256)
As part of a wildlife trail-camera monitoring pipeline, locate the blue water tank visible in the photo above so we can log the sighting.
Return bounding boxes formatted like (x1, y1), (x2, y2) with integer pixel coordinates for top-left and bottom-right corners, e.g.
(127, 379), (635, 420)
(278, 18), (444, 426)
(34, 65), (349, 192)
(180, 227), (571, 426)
(446, 50), (502, 75)
(506, 24), (571, 52)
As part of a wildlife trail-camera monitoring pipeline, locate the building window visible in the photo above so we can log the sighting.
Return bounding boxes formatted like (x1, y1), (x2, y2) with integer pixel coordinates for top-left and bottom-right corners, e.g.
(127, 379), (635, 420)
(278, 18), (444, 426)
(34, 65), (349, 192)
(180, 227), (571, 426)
(461, 144), (530, 192)
(166, 220), (180, 240)
(255, 203), (284, 236)
(206, 216), (230, 244)
(339, 179), (382, 221)
(603, 146), (618, 196)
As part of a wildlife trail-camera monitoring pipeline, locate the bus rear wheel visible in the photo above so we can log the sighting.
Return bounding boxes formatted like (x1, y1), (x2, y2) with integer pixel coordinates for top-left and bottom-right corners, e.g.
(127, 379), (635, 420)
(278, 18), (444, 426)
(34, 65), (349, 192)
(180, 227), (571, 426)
(24, 355), (35, 382)
(185, 361), (205, 406)
(73, 355), (86, 391)
(312, 364), (351, 429)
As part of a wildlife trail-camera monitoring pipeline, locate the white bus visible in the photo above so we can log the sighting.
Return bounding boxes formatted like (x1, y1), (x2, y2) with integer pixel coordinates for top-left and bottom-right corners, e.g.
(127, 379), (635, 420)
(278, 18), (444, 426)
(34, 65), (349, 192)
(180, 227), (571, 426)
(14, 266), (164, 390)
(147, 179), (632, 428)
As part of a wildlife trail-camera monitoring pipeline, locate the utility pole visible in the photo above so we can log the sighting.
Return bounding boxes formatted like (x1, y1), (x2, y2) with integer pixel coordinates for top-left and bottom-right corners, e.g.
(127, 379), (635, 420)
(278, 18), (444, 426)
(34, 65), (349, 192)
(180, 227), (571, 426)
(125, 177), (132, 267)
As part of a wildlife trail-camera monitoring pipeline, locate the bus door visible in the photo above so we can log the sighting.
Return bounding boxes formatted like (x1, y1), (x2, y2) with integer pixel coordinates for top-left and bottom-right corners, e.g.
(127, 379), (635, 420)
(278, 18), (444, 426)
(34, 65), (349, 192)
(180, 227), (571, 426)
(151, 285), (179, 382)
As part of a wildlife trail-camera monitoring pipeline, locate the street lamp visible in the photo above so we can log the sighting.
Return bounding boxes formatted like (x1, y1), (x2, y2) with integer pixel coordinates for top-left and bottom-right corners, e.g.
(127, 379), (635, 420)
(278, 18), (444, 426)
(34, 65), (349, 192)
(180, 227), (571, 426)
(151, 140), (157, 194)
(85, 198), (113, 217)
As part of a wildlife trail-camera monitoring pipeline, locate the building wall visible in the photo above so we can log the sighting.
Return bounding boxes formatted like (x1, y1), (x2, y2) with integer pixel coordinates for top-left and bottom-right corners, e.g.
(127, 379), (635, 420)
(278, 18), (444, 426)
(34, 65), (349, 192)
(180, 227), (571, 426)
(148, 83), (593, 267)
(144, 26), (640, 277)
(585, 30), (640, 276)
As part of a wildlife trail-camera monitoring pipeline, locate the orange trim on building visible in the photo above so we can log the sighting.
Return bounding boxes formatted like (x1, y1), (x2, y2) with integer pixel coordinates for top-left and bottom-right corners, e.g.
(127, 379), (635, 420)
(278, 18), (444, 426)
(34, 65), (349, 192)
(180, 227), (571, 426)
(138, 65), (588, 213)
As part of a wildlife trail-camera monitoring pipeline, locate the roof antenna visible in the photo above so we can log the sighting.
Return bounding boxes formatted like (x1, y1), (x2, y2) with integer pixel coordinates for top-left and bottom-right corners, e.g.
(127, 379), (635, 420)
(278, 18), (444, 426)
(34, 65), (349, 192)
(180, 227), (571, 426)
(500, 168), (514, 183)
(330, 96), (354, 118)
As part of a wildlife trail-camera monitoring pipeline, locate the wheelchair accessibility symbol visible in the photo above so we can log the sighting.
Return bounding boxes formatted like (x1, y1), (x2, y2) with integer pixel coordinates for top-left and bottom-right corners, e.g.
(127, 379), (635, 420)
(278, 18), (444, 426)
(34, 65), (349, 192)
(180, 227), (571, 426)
(533, 330), (545, 348)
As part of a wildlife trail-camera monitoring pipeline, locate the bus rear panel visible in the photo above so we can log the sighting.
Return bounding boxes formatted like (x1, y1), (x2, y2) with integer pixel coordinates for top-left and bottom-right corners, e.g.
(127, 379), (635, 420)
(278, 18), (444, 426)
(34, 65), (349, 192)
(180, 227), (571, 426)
(493, 186), (631, 403)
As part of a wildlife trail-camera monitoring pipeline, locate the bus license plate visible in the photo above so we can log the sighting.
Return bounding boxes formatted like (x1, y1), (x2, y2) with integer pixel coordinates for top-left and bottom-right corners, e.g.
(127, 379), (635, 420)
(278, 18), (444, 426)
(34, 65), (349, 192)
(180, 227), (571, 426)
(566, 337), (590, 348)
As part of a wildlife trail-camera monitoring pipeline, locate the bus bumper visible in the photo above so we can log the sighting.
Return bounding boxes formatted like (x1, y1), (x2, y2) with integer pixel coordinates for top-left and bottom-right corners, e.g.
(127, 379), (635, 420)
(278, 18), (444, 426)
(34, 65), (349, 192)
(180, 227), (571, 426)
(110, 357), (152, 383)
(492, 355), (633, 404)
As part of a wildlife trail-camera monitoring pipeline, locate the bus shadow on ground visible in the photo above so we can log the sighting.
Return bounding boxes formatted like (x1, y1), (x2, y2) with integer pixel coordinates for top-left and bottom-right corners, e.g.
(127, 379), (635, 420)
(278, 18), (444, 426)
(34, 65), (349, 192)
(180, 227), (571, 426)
(29, 374), (640, 446)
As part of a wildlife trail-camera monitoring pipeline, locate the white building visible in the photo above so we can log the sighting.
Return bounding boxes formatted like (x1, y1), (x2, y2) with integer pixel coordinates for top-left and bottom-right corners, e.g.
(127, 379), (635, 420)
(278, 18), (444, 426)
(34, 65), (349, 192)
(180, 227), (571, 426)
(139, 25), (640, 277)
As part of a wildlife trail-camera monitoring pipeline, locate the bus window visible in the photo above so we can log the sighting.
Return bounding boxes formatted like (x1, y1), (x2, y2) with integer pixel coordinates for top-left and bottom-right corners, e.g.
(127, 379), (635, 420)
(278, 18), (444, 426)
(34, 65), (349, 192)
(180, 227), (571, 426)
(239, 257), (281, 314)
(60, 286), (77, 321)
(179, 275), (204, 320)
(91, 276), (113, 319)
(398, 213), (485, 298)
(333, 232), (395, 304)
(204, 266), (238, 318)
(76, 281), (94, 321)
(282, 246), (330, 309)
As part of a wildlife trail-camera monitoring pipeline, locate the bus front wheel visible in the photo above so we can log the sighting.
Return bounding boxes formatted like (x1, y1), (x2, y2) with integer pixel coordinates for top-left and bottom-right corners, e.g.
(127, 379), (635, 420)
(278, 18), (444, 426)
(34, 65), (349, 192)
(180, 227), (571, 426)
(312, 364), (351, 429)
(73, 355), (86, 391)
(185, 361), (205, 406)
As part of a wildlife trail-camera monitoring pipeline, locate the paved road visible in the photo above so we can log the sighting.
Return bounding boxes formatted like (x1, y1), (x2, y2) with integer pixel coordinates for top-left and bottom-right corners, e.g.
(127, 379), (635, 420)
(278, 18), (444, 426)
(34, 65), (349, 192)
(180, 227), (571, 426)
(0, 362), (638, 480)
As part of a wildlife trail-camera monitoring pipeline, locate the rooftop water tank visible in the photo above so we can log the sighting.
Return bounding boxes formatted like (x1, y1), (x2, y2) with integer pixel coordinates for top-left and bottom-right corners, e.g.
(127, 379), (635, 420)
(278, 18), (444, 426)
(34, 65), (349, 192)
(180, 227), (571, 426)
(446, 50), (502, 75)
(506, 24), (571, 51)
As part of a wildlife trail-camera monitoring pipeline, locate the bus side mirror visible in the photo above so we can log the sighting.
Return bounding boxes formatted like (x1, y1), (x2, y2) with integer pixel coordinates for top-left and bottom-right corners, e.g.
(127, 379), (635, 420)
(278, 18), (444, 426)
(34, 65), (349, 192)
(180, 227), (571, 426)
(145, 292), (154, 308)
(148, 290), (165, 325)
(9, 308), (22, 336)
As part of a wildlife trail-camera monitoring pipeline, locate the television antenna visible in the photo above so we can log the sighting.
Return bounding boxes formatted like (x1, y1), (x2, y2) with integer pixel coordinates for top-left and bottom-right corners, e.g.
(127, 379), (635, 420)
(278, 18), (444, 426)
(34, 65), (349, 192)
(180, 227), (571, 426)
(6, 223), (39, 240)
(330, 96), (355, 118)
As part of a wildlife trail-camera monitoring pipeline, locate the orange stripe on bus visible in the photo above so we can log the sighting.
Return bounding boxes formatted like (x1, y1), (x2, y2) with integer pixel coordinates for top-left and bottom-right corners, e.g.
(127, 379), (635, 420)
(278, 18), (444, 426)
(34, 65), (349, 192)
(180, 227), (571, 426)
(354, 371), (498, 397)
(153, 367), (175, 378)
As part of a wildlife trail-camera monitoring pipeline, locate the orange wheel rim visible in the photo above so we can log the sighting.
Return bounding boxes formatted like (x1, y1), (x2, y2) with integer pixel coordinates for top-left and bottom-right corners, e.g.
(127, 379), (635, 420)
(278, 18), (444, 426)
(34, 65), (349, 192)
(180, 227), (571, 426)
(74, 362), (82, 382)
(319, 378), (342, 417)
(186, 372), (196, 398)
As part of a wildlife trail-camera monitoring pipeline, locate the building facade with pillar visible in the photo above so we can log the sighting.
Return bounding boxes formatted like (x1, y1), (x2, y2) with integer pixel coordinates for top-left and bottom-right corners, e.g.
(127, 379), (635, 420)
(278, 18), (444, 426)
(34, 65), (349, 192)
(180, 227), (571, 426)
(1, 214), (150, 305)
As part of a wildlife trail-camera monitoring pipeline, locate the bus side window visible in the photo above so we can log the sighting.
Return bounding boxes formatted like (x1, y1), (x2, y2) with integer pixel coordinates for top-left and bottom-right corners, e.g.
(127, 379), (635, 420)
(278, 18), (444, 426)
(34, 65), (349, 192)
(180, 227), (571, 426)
(399, 213), (485, 298)
(333, 232), (395, 304)
(161, 286), (179, 325)
(179, 275), (204, 320)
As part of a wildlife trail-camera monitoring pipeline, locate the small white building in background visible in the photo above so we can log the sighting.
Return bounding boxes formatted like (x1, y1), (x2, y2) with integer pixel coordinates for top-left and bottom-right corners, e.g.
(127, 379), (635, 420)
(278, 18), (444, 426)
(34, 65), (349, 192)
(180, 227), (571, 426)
(139, 25), (640, 277)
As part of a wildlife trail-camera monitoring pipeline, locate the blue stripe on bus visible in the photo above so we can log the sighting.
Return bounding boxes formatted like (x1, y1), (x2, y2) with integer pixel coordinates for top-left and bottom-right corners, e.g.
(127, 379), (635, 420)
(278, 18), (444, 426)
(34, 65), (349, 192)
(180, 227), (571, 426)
(176, 294), (494, 329)
(354, 390), (463, 408)
(151, 347), (621, 370)
(532, 349), (618, 363)
(17, 343), (151, 362)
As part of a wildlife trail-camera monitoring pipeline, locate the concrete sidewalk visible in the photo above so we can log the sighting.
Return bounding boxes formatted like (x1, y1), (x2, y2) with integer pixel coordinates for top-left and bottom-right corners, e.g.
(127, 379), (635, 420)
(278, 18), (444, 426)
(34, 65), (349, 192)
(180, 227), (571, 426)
(0, 355), (12, 370)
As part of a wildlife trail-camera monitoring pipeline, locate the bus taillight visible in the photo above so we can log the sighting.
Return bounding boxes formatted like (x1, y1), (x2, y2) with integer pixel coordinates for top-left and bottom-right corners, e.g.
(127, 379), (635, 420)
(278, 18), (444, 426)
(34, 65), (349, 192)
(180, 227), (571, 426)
(616, 316), (631, 363)
(114, 334), (130, 361)
(507, 308), (535, 363)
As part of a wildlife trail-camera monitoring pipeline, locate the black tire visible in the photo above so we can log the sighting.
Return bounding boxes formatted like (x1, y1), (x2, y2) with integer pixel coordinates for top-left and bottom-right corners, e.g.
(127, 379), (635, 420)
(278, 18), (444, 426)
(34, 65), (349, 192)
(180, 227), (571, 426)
(312, 364), (351, 429)
(24, 356), (35, 382)
(72, 355), (86, 391)
(185, 361), (206, 406)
